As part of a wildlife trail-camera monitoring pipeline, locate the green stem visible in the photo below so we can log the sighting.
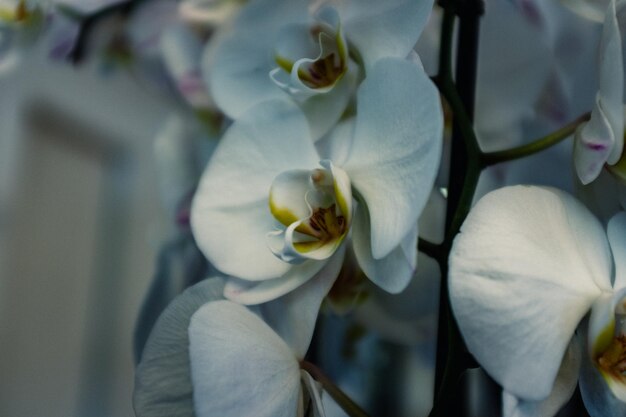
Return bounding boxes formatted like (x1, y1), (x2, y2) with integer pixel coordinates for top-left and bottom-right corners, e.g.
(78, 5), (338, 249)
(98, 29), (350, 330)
(480, 112), (591, 166)
(300, 361), (371, 417)
(418, 238), (443, 261)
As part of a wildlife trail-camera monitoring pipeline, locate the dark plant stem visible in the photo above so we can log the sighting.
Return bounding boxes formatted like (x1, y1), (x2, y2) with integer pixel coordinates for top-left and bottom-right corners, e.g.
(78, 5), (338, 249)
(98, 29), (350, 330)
(430, 1), (484, 416)
(66, 0), (149, 64)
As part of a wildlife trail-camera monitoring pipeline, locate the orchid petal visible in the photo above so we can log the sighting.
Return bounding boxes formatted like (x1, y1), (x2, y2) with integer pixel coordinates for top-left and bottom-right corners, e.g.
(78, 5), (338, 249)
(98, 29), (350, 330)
(256, 246), (345, 358)
(501, 336), (581, 417)
(351, 205), (418, 293)
(328, 0), (434, 70)
(189, 300), (301, 417)
(599, 0), (624, 165)
(560, 0), (612, 22)
(449, 186), (611, 401)
(178, 0), (242, 26)
(134, 278), (224, 417)
(191, 100), (318, 280)
(300, 69), (356, 141)
(161, 24), (211, 110)
(315, 117), (355, 165)
(301, 371), (327, 417)
(609, 212), (626, 289)
(575, 96), (616, 184)
(207, 0), (308, 119)
(224, 246), (345, 306)
(344, 57), (442, 259)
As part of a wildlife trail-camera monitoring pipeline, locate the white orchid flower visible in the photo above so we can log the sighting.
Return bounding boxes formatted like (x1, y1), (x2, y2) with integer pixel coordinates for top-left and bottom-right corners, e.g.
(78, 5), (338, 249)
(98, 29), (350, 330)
(160, 23), (215, 112)
(449, 185), (626, 417)
(135, 274), (345, 417)
(574, 0), (625, 185)
(205, 0), (434, 139)
(191, 57), (442, 306)
(0, 0), (45, 72)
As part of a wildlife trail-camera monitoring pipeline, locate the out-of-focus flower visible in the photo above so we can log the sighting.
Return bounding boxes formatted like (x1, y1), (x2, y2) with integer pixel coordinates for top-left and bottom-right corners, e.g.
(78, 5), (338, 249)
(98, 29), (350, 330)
(0, 0), (45, 72)
(449, 185), (626, 417)
(178, 0), (244, 27)
(206, 0), (433, 139)
(574, 0), (624, 184)
(190, 57), (442, 307)
(561, 0), (614, 21)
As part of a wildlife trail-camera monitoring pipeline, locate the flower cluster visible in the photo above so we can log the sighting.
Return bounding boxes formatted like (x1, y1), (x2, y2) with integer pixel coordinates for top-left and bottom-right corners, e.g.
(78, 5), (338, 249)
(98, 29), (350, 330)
(9, 0), (626, 415)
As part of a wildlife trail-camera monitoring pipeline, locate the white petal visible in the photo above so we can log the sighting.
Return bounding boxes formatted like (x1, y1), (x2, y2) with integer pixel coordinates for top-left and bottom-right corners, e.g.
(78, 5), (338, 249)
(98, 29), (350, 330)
(191, 100), (319, 280)
(301, 370), (327, 417)
(599, 0), (624, 164)
(332, 0), (434, 70)
(344, 57), (442, 259)
(256, 246), (345, 358)
(178, 0), (243, 26)
(315, 117), (356, 165)
(134, 278), (225, 417)
(189, 300), (302, 417)
(560, 0), (612, 22)
(575, 97), (616, 185)
(300, 69), (357, 141)
(608, 212), (626, 289)
(501, 336), (581, 417)
(449, 186), (610, 401)
(224, 246), (345, 307)
(351, 205), (418, 293)
(206, 0), (308, 119)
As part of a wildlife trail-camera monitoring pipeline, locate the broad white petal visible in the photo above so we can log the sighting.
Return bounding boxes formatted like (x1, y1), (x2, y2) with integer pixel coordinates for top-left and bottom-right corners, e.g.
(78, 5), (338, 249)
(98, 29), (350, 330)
(344, 57), (442, 259)
(575, 97), (616, 184)
(599, 0), (624, 164)
(351, 206), (418, 293)
(608, 212), (626, 289)
(224, 246), (345, 306)
(206, 0), (308, 118)
(256, 246), (345, 358)
(449, 186), (610, 401)
(190, 300), (302, 417)
(191, 100), (319, 280)
(333, 0), (434, 70)
(134, 278), (225, 417)
(501, 336), (581, 417)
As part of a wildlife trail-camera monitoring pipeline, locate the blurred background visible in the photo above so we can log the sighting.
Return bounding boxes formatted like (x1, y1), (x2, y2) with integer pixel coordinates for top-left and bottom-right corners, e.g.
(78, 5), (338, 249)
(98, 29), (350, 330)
(0, 42), (174, 417)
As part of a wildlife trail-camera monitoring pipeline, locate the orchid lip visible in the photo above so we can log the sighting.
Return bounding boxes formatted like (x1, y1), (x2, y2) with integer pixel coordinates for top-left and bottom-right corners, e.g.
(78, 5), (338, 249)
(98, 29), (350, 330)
(268, 162), (352, 263)
(271, 7), (349, 94)
(594, 296), (626, 393)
